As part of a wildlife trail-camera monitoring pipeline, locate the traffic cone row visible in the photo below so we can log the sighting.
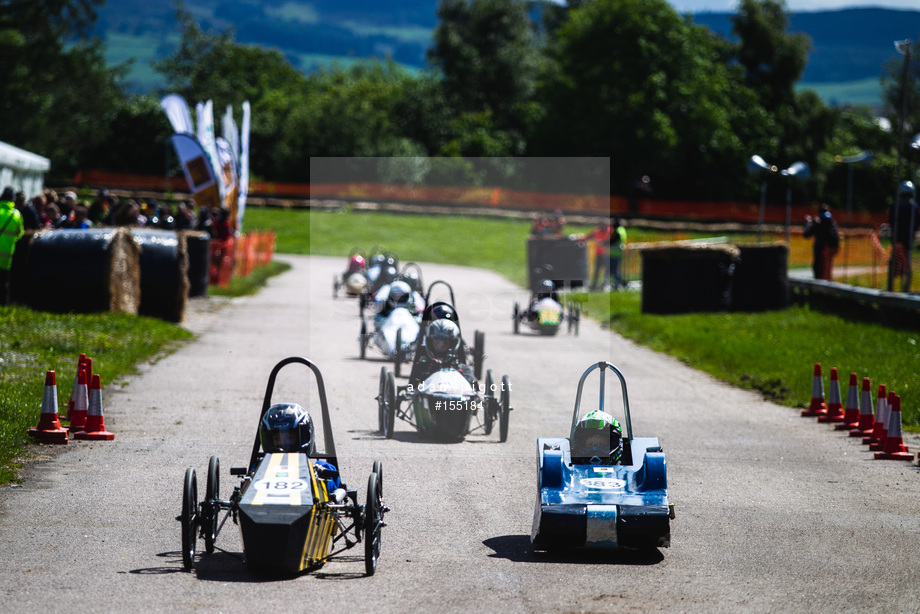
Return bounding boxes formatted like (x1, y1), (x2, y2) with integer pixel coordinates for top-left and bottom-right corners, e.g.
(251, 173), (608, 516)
(804, 363), (913, 462)
(29, 354), (114, 444)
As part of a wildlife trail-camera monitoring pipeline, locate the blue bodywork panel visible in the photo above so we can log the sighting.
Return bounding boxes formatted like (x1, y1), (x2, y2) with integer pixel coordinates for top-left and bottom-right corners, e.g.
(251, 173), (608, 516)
(531, 436), (671, 550)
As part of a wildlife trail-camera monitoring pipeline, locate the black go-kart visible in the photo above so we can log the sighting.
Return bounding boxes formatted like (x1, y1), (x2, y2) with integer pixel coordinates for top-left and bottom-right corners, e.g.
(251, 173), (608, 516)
(332, 247), (369, 298)
(177, 357), (389, 576)
(513, 285), (581, 337)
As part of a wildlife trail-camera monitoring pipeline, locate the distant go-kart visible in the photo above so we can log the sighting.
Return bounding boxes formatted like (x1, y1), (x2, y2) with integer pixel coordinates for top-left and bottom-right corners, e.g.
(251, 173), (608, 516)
(176, 357), (388, 576)
(358, 268), (427, 377)
(531, 361), (673, 551)
(376, 365), (511, 443)
(375, 281), (504, 442)
(513, 281), (580, 336)
(332, 247), (368, 298)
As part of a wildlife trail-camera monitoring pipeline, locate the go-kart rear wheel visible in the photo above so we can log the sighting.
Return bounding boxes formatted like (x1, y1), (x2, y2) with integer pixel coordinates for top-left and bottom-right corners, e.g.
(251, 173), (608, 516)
(384, 371), (396, 439)
(204, 456), (219, 554)
(394, 328), (403, 378)
(566, 302), (573, 334)
(333, 275), (339, 298)
(574, 305), (581, 336)
(359, 318), (368, 359)
(473, 330), (485, 381)
(499, 375), (511, 443)
(513, 302), (520, 335)
(482, 370), (495, 435)
(180, 467), (198, 571)
(377, 367), (387, 433)
(364, 472), (382, 576)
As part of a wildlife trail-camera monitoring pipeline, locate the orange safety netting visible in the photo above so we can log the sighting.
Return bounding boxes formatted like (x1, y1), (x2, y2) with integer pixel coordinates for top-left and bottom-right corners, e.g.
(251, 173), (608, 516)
(209, 230), (276, 288)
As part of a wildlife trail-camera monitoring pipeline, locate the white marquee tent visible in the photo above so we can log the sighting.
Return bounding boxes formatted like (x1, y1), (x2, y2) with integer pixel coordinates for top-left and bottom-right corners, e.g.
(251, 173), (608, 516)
(0, 141), (51, 198)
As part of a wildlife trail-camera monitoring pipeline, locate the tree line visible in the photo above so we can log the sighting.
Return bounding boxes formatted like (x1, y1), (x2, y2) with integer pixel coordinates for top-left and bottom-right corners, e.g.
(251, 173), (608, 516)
(1, 0), (918, 212)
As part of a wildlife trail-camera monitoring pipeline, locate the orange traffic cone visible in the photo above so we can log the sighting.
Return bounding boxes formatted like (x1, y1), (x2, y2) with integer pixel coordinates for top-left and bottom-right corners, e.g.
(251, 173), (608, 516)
(835, 373), (860, 430)
(802, 363), (827, 417)
(870, 390), (896, 451)
(67, 353), (86, 421)
(74, 374), (114, 441)
(863, 385), (888, 446)
(874, 395), (912, 460)
(68, 366), (89, 432)
(850, 377), (875, 437)
(819, 368), (845, 423)
(29, 371), (69, 444)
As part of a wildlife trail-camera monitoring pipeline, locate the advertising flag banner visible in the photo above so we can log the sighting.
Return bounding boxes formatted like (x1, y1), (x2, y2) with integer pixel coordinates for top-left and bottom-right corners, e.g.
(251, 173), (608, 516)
(160, 94), (195, 135)
(169, 133), (220, 210)
(216, 137), (239, 228)
(238, 101), (251, 231)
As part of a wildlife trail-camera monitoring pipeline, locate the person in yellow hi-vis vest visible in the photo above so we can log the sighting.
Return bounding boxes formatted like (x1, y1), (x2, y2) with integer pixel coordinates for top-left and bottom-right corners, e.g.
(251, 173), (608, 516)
(0, 187), (25, 305)
(610, 218), (627, 290)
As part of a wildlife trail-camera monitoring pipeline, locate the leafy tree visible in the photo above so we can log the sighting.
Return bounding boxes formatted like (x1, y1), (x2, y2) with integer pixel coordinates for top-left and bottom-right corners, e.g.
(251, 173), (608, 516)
(532, 0), (771, 200)
(428, 0), (540, 145)
(730, 0), (810, 112)
(0, 0), (127, 180)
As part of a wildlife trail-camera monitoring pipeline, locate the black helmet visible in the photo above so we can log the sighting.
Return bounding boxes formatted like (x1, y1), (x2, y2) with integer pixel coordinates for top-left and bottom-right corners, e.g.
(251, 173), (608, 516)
(427, 302), (458, 323)
(571, 410), (622, 464)
(425, 319), (461, 360)
(536, 279), (555, 300)
(260, 403), (315, 454)
(402, 270), (420, 294)
(899, 180), (915, 199)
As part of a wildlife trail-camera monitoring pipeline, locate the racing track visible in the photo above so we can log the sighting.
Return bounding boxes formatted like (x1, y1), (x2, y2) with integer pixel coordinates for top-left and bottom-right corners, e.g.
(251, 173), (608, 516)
(2, 255), (919, 613)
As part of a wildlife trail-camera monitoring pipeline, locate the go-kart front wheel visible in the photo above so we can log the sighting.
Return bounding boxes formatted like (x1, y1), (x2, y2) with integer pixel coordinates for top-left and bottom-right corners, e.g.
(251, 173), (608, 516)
(499, 375), (511, 443)
(203, 456), (219, 554)
(394, 328), (403, 378)
(180, 467), (198, 571)
(482, 370), (495, 435)
(364, 472), (382, 576)
(512, 302), (520, 335)
(383, 371), (397, 439)
(473, 330), (485, 381)
(359, 318), (368, 359)
(377, 367), (387, 433)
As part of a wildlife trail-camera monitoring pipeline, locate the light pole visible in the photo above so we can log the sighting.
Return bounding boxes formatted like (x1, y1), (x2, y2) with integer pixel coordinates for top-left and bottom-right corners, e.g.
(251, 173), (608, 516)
(748, 155), (777, 242)
(834, 150), (871, 224)
(889, 39), (912, 291)
(782, 161), (810, 244)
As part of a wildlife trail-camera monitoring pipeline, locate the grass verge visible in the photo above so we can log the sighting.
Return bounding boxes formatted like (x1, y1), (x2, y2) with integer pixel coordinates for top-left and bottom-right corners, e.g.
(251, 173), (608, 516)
(0, 306), (194, 483)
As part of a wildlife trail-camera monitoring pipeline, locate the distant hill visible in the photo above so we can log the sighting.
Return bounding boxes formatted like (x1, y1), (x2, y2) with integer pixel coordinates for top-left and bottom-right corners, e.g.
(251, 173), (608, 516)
(97, 1), (920, 106)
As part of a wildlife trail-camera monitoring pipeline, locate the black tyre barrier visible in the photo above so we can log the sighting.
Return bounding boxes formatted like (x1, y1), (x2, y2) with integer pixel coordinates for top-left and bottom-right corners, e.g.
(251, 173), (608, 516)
(132, 228), (189, 323)
(732, 243), (789, 312)
(25, 228), (141, 314)
(641, 243), (740, 314)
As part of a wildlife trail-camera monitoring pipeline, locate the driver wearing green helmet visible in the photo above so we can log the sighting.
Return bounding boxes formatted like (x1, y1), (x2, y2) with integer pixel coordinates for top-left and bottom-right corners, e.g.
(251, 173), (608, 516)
(570, 410), (622, 465)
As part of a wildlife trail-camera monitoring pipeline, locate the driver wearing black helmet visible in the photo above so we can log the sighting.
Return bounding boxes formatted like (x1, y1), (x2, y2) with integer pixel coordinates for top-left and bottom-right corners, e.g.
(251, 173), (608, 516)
(408, 319), (475, 389)
(259, 403), (341, 493)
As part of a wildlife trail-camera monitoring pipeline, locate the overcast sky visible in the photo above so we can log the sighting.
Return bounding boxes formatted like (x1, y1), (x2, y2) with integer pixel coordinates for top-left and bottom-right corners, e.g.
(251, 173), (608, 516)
(668, 0), (920, 12)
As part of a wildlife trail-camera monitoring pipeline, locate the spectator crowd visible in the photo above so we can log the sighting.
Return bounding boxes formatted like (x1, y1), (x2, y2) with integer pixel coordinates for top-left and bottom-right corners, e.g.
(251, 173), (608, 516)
(8, 186), (232, 241)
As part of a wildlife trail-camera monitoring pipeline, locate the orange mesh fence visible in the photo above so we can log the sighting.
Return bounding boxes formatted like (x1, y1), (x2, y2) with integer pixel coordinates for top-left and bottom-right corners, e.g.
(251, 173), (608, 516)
(208, 230), (276, 288)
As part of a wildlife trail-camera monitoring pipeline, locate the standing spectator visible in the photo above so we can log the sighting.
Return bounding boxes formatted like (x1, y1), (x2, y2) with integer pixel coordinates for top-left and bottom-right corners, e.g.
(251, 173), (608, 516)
(547, 209), (567, 236)
(803, 204), (840, 281)
(0, 187), (25, 305)
(66, 202), (92, 229)
(174, 200), (195, 230)
(582, 221), (611, 290)
(88, 189), (112, 225)
(14, 191), (41, 230)
(888, 181), (918, 290)
(610, 217), (628, 290)
(58, 191), (77, 227)
(43, 202), (67, 228)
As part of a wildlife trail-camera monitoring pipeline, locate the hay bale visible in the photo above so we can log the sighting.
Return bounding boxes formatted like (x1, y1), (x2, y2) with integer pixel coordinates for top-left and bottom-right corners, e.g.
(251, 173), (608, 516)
(641, 242), (740, 314)
(732, 243), (789, 311)
(25, 228), (141, 314)
(132, 228), (190, 323)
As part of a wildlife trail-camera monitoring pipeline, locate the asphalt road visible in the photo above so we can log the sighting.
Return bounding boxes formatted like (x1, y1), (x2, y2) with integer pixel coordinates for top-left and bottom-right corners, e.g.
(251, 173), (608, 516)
(2, 255), (919, 614)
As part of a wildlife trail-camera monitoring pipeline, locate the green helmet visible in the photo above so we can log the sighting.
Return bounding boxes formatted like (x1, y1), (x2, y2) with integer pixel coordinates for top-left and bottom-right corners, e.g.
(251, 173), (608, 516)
(571, 410), (622, 464)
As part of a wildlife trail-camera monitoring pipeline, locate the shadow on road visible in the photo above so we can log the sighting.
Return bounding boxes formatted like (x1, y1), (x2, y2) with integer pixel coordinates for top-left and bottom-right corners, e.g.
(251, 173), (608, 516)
(483, 535), (665, 566)
(138, 551), (371, 582)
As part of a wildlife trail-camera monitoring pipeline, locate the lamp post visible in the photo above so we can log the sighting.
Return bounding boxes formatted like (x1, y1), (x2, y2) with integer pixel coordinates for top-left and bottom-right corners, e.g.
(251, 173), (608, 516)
(889, 39), (912, 291)
(834, 150), (871, 224)
(748, 155), (777, 242)
(782, 161), (811, 244)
